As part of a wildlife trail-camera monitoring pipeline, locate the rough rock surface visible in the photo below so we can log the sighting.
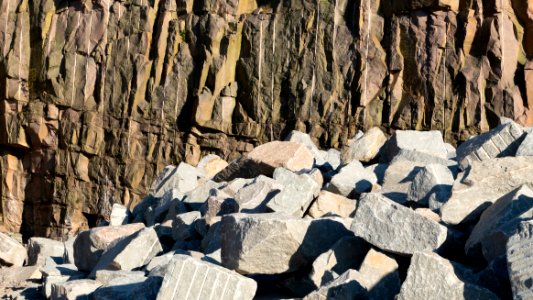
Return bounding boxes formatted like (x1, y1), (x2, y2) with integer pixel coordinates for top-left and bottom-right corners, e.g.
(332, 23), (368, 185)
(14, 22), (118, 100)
(341, 127), (387, 163)
(407, 163), (454, 210)
(0, 232), (27, 267)
(307, 191), (356, 218)
(156, 254), (257, 300)
(456, 122), (525, 170)
(440, 156), (533, 225)
(507, 220), (533, 300)
(466, 185), (533, 262)
(73, 223), (145, 272)
(397, 252), (499, 300)
(327, 161), (377, 198)
(2, 0), (533, 237)
(351, 193), (448, 255)
(220, 213), (350, 274)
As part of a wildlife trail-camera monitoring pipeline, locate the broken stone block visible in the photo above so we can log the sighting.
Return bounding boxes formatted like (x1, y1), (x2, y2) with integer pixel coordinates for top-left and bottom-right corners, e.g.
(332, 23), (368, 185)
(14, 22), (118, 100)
(172, 211), (201, 241)
(202, 196), (238, 225)
(92, 276), (163, 300)
(407, 163), (454, 210)
(156, 254), (257, 300)
(151, 163), (199, 198)
(197, 154), (229, 179)
(341, 127), (387, 163)
(397, 252), (499, 300)
(456, 122), (525, 170)
(73, 223), (145, 272)
(327, 161), (377, 198)
(309, 236), (369, 287)
(466, 185), (533, 262)
(109, 203), (130, 226)
(42, 262), (86, 299)
(89, 227), (162, 278)
(440, 157), (533, 225)
(51, 279), (102, 300)
(506, 220), (533, 300)
(304, 269), (368, 300)
(322, 149), (341, 171)
(307, 191), (357, 218)
(95, 270), (146, 285)
(0, 232), (27, 267)
(351, 193), (447, 255)
(221, 213), (351, 274)
(0, 266), (41, 289)
(182, 180), (226, 211)
(27, 237), (66, 266)
(213, 141), (314, 181)
(234, 175), (283, 213)
(266, 168), (320, 217)
(285, 130), (326, 165)
(382, 130), (448, 162)
(357, 248), (401, 300)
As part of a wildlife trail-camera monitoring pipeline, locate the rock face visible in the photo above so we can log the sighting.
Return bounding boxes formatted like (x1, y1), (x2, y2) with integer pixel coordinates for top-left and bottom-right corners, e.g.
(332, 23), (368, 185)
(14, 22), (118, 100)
(507, 220), (533, 300)
(350, 193), (448, 255)
(2, 0), (533, 238)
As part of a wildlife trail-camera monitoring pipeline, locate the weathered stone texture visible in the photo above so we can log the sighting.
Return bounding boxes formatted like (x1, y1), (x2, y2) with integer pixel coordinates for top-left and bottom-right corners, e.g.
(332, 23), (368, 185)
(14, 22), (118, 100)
(1, 0), (533, 238)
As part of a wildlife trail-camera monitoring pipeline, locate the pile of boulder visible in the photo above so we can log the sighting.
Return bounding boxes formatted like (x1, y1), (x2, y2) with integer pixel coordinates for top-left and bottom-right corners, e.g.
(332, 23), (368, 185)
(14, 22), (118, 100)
(1, 120), (533, 299)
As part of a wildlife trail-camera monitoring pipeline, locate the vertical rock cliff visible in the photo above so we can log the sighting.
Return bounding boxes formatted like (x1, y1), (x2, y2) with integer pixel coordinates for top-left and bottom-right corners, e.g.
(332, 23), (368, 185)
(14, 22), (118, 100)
(1, 0), (532, 238)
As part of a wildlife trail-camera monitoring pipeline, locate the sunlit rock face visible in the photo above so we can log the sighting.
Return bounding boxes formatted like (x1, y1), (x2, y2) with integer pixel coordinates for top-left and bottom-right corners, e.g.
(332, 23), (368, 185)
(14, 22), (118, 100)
(1, 0), (532, 238)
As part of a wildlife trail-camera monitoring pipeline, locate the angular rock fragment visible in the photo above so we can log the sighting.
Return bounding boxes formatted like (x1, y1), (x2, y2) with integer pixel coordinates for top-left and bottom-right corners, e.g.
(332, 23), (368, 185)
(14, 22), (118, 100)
(466, 185), (533, 262)
(507, 220), (533, 300)
(156, 254), (257, 300)
(285, 130), (326, 164)
(351, 193), (447, 255)
(197, 154), (229, 179)
(307, 191), (357, 218)
(407, 163), (454, 210)
(309, 236), (369, 287)
(73, 223), (145, 272)
(266, 168), (320, 217)
(89, 227), (162, 278)
(341, 127), (387, 163)
(221, 213), (351, 274)
(441, 157), (533, 225)
(151, 163), (199, 198)
(214, 141), (314, 181)
(172, 211), (201, 241)
(51, 279), (101, 300)
(109, 203), (130, 226)
(382, 130), (448, 162)
(327, 161), (377, 198)
(456, 121), (525, 170)
(357, 249), (401, 300)
(27, 237), (66, 266)
(182, 180), (226, 211)
(397, 252), (499, 300)
(42, 262), (86, 299)
(234, 175), (282, 213)
(0, 232), (27, 267)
